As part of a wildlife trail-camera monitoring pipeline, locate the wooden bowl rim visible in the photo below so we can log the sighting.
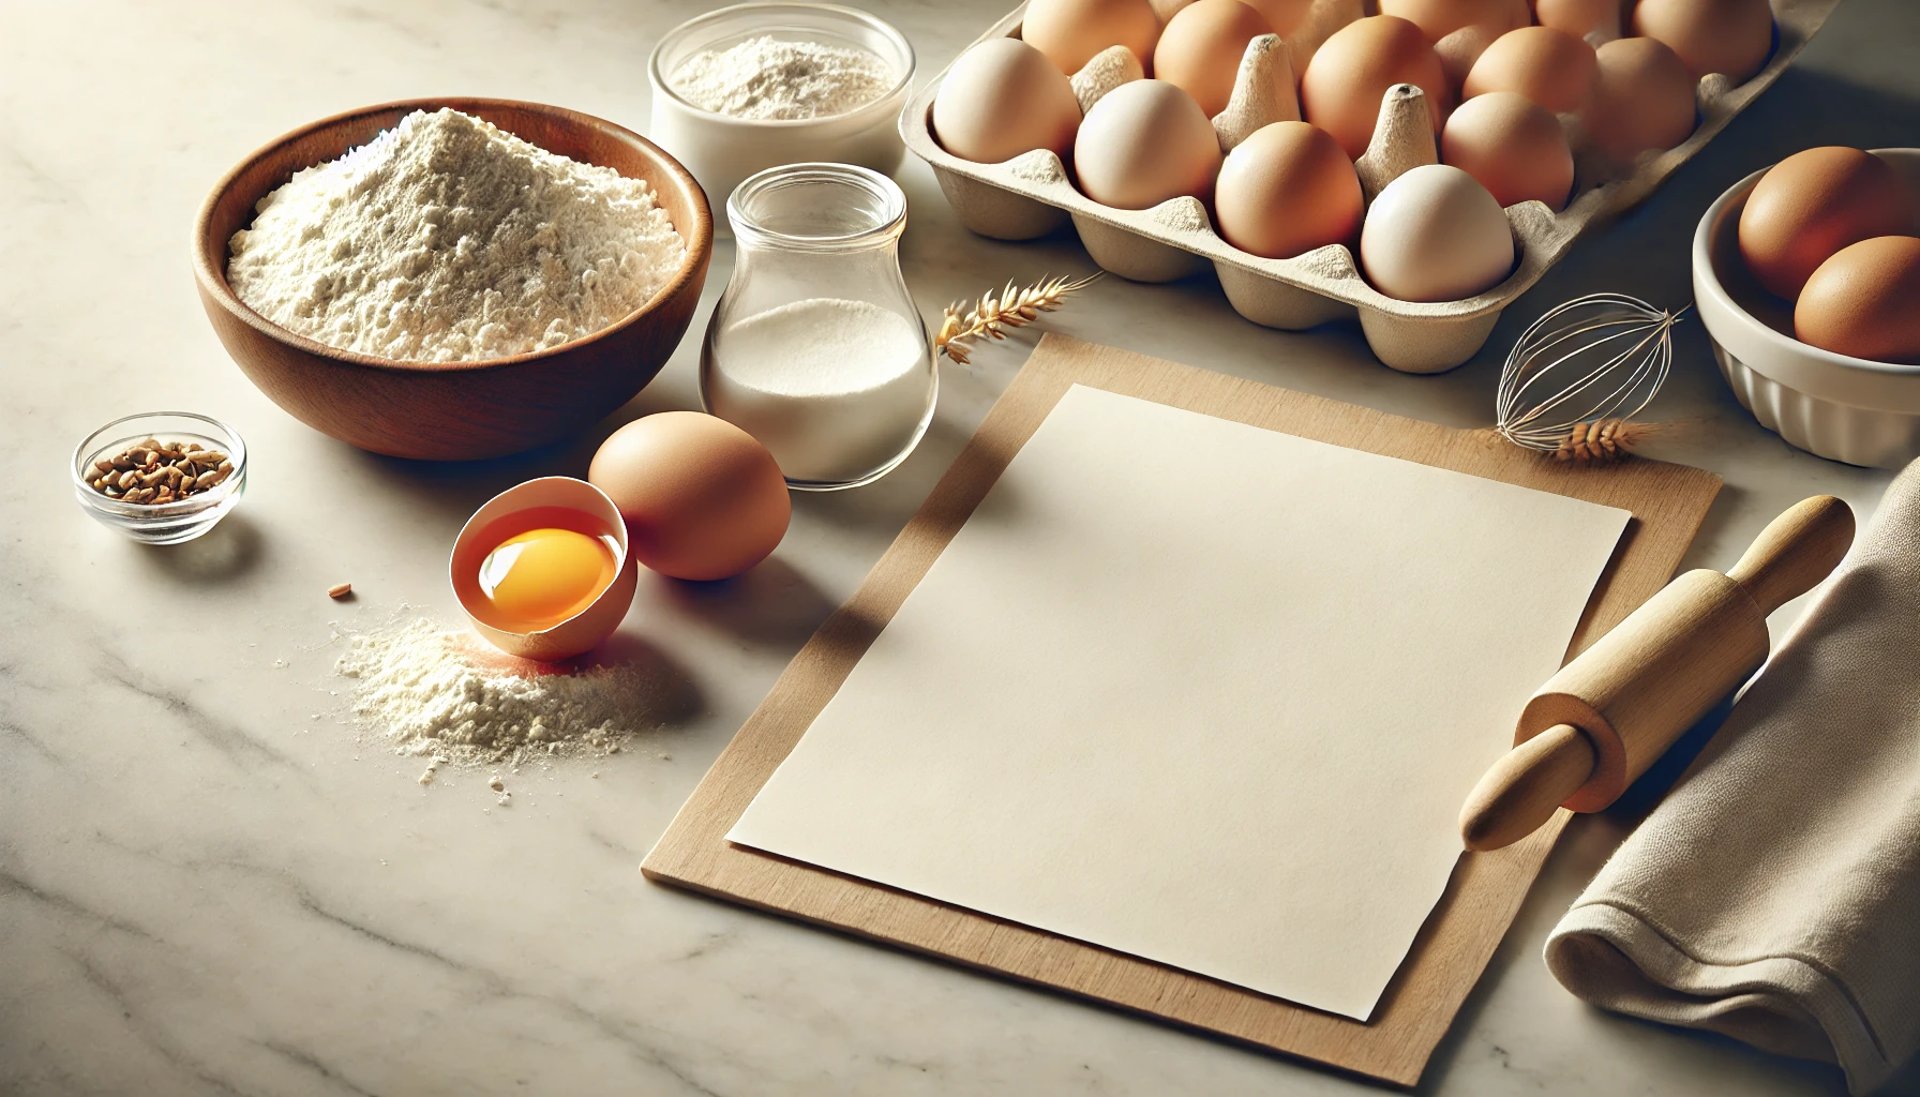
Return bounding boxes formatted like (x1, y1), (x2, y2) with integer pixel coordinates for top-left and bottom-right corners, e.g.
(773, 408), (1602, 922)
(192, 96), (714, 375)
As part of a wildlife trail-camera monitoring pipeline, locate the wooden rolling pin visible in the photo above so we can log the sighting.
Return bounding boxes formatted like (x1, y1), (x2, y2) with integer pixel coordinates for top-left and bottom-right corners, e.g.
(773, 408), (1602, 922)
(1459, 495), (1856, 852)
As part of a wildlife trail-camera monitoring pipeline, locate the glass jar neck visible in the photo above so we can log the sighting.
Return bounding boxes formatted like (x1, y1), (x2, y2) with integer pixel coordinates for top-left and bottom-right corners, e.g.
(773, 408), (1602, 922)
(727, 162), (907, 255)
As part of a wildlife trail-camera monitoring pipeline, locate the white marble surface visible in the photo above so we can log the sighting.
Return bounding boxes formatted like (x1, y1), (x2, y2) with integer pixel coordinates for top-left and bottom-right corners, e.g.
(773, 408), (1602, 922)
(4, 1), (1917, 1094)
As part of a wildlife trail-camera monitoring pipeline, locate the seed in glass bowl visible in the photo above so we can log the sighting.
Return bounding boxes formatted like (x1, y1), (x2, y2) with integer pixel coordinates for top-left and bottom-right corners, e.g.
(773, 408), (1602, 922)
(87, 438), (232, 505)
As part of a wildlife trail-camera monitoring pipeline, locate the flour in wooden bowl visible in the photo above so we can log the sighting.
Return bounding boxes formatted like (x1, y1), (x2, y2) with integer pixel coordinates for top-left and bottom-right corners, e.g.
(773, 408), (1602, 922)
(227, 108), (686, 363)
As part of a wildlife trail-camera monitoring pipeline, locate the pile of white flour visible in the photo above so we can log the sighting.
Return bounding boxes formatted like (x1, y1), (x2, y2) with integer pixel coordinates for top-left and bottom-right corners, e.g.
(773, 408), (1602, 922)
(671, 35), (895, 120)
(336, 618), (660, 767)
(227, 108), (686, 362)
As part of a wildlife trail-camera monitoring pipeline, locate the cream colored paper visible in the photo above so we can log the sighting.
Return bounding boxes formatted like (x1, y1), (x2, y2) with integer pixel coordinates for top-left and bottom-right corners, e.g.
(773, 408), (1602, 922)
(730, 385), (1628, 1020)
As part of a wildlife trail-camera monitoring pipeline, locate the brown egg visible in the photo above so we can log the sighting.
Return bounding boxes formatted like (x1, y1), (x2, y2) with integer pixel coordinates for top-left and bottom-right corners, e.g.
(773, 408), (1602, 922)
(1463, 26), (1598, 117)
(933, 39), (1082, 164)
(1155, 0), (1274, 116)
(1630, 0), (1773, 82)
(1432, 22), (1503, 93)
(1379, 0), (1529, 42)
(1738, 147), (1916, 300)
(1441, 92), (1573, 208)
(1795, 236), (1920, 364)
(588, 412), (790, 582)
(1301, 16), (1449, 159)
(1238, 0), (1312, 36)
(1586, 36), (1696, 161)
(1073, 79), (1223, 209)
(1214, 121), (1364, 258)
(1022, 0), (1163, 74)
(1534, 0), (1623, 41)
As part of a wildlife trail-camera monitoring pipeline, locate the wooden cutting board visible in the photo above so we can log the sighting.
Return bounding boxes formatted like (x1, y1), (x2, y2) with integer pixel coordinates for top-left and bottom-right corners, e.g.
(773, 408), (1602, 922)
(642, 335), (1722, 1087)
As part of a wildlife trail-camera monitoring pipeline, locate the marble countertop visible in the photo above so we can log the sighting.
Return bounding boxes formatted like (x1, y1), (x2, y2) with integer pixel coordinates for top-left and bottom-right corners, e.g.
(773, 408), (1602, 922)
(5, 1), (1917, 1093)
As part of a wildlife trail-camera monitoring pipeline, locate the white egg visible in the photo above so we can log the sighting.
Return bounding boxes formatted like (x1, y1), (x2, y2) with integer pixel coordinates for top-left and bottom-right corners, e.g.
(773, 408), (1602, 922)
(933, 39), (1082, 165)
(1072, 80), (1222, 210)
(1360, 164), (1514, 302)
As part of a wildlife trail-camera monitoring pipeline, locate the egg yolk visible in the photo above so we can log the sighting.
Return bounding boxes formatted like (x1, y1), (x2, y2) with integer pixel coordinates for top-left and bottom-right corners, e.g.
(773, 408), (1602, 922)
(476, 528), (616, 631)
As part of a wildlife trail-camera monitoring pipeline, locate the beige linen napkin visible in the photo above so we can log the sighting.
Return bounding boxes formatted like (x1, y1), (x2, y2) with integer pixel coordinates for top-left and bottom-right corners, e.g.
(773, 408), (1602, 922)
(1544, 467), (1920, 1095)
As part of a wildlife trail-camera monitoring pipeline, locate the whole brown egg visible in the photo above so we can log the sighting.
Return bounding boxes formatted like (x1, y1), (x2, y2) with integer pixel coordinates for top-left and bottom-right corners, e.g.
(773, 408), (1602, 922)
(1738, 147), (1915, 300)
(1214, 121), (1365, 258)
(1795, 236), (1920, 365)
(1441, 91), (1573, 209)
(1533, 0), (1623, 40)
(1463, 26), (1598, 118)
(1239, 0), (1312, 36)
(1586, 36), (1696, 162)
(588, 412), (790, 581)
(1630, 0), (1773, 83)
(1022, 0), (1163, 74)
(1379, 0), (1529, 42)
(1301, 16), (1449, 159)
(1155, 0), (1275, 116)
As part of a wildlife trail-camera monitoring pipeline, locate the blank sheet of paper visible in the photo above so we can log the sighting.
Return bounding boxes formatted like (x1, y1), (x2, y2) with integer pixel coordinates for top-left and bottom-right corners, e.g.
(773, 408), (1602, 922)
(729, 385), (1629, 1020)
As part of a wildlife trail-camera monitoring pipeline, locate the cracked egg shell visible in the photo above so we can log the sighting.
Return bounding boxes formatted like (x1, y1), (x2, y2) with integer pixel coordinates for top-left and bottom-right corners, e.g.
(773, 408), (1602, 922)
(450, 477), (639, 662)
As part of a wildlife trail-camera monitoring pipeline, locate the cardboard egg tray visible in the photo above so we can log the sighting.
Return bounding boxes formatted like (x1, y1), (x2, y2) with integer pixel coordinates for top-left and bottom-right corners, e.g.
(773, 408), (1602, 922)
(899, 0), (1840, 372)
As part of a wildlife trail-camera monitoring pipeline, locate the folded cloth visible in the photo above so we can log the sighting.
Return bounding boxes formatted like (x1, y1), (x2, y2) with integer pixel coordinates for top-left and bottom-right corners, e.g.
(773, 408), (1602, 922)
(1545, 466), (1920, 1095)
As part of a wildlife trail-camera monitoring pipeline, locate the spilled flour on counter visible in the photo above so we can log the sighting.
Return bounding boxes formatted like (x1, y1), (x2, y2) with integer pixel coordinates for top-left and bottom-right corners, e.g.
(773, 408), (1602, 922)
(228, 108), (686, 362)
(336, 618), (665, 768)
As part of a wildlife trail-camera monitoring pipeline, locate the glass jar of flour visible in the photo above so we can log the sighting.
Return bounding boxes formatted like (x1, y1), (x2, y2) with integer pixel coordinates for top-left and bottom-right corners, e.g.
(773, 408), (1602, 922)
(701, 163), (935, 491)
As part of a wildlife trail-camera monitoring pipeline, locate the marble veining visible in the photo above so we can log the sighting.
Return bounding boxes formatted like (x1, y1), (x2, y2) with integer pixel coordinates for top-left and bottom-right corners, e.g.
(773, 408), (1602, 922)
(4, 0), (1918, 1093)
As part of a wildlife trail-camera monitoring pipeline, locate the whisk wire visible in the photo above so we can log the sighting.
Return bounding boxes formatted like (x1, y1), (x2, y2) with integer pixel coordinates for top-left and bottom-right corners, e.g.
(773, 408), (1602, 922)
(1495, 293), (1680, 458)
(1509, 321), (1657, 427)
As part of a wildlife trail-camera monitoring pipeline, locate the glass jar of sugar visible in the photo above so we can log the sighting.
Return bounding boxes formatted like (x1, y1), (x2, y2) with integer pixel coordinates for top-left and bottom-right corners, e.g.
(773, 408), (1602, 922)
(701, 162), (935, 491)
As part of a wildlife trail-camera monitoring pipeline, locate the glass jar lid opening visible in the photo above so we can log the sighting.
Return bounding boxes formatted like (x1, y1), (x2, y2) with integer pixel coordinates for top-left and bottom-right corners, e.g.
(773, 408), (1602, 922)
(728, 163), (906, 250)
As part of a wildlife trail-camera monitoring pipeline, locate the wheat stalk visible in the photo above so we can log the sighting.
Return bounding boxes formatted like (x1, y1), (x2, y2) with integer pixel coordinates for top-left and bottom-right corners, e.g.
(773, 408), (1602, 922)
(1553, 417), (1655, 462)
(936, 272), (1101, 365)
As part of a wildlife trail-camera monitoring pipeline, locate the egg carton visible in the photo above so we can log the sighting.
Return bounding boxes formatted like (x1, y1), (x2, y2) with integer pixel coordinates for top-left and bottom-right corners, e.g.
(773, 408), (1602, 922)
(900, 0), (1841, 373)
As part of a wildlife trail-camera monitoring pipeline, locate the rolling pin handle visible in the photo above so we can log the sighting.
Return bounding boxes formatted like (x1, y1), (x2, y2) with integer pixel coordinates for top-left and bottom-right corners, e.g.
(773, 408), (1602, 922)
(1459, 723), (1597, 852)
(1726, 495), (1855, 616)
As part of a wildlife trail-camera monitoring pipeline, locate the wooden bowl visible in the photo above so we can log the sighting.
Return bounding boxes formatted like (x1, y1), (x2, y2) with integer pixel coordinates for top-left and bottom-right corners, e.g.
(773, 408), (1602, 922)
(193, 98), (713, 461)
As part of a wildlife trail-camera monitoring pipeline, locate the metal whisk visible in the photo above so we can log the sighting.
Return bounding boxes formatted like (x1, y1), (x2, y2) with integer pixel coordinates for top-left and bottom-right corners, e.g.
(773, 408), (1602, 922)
(1495, 293), (1685, 462)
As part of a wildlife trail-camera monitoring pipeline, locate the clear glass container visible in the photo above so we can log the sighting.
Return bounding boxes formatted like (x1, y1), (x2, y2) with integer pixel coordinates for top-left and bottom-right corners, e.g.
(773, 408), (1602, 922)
(700, 163), (936, 491)
(72, 412), (247, 544)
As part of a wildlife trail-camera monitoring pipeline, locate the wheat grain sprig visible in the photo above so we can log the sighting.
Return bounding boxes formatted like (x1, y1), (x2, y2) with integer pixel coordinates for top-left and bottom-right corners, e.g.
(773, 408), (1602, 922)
(936, 272), (1101, 364)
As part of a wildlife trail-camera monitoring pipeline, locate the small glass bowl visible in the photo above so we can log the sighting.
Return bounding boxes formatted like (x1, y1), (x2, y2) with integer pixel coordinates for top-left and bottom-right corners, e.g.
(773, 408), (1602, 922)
(72, 412), (248, 544)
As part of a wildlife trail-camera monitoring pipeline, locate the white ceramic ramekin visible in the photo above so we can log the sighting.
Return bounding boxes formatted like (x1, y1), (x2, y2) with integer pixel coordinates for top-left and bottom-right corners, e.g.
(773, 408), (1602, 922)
(648, 3), (914, 229)
(1693, 149), (1920, 468)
